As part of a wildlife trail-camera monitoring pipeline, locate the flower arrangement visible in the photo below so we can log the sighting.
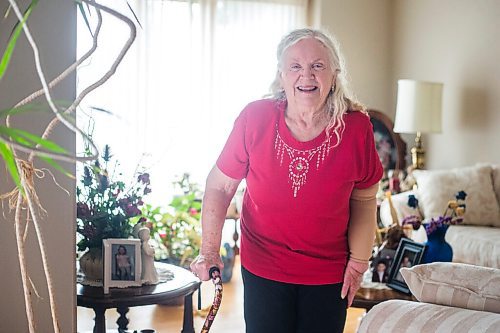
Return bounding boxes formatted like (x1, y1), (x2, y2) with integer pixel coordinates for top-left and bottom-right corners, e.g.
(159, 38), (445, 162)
(76, 145), (151, 252)
(402, 191), (467, 235)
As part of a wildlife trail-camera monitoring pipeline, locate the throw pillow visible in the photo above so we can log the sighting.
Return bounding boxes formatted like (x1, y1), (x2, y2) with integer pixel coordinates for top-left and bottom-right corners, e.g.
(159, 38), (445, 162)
(412, 165), (500, 227)
(401, 262), (500, 314)
(379, 191), (423, 227)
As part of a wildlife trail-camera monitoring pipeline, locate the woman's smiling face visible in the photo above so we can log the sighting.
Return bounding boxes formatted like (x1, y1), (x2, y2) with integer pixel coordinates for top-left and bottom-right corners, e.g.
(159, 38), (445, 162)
(280, 37), (336, 113)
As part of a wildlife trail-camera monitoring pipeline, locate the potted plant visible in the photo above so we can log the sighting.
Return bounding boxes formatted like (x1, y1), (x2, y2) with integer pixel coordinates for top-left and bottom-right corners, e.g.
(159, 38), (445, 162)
(138, 173), (202, 267)
(76, 145), (151, 281)
(138, 173), (236, 282)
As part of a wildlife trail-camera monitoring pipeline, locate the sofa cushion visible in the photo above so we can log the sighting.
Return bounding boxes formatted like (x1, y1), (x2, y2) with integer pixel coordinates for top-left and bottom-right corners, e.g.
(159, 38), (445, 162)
(357, 299), (500, 333)
(446, 225), (500, 269)
(412, 165), (500, 227)
(400, 262), (500, 314)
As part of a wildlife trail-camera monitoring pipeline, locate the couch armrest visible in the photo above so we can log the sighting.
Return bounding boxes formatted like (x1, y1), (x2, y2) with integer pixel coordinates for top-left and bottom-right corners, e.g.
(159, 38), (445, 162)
(357, 299), (500, 333)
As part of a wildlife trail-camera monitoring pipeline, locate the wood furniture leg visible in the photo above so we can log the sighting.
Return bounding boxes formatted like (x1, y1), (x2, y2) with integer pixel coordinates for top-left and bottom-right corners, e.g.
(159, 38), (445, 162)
(181, 292), (195, 333)
(92, 306), (106, 333)
(116, 306), (129, 330)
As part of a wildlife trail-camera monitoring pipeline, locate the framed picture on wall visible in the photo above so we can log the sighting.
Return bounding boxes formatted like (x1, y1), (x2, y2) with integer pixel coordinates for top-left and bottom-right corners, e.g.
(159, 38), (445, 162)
(387, 238), (425, 294)
(103, 238), (142, 294)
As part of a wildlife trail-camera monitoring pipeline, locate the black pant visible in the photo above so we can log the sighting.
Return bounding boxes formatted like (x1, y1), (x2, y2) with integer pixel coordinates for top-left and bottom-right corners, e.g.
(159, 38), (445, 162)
(242, 266), (347, 333)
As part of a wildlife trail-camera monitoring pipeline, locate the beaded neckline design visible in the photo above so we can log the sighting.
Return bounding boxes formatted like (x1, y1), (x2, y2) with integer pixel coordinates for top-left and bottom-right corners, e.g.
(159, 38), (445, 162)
(274, 125), (332, 197)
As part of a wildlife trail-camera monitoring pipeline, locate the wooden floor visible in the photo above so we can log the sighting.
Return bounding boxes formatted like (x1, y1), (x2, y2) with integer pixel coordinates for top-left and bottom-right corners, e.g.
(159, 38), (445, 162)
(77, 257), (366, 332)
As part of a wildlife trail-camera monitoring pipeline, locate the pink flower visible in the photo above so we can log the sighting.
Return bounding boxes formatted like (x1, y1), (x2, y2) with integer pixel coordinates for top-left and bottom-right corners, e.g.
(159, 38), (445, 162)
(137, 173), (150, 185)
(189, 207), (198, 216)
(125, 203), (141, 217)
(77, 202), (92, 218)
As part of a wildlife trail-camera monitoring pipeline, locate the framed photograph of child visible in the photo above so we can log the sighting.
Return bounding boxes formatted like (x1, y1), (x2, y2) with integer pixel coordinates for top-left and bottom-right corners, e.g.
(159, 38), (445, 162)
(387, 238), (425, 294)
(103, 239), (142, 294)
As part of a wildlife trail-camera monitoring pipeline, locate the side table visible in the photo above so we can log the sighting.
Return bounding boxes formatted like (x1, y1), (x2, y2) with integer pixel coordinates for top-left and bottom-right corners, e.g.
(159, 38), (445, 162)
(352, 286), (417, 311)
(77, 262), (200, 333)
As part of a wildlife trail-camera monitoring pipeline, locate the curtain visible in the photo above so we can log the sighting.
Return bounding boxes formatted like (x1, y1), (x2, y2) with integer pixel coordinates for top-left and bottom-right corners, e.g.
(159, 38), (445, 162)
(77, 0), (308, 203)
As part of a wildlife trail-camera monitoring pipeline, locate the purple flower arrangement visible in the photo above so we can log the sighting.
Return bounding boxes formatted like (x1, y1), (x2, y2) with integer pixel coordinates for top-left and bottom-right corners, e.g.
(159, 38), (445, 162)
(76, 145), (151, 251)
(402, 191), (467, 236)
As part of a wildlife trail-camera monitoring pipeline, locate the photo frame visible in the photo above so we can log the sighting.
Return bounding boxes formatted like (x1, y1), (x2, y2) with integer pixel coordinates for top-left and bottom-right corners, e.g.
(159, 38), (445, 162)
(387, 238), (425, 294)
(103, 238), (142, 294)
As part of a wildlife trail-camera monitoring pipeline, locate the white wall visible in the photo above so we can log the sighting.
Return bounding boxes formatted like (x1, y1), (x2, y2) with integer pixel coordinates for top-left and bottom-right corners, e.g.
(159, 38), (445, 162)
(318, 0), (393, 114)
(0, 0), (76, 331)
(392, 0), (500, 168)
(318, 0), (500, 169)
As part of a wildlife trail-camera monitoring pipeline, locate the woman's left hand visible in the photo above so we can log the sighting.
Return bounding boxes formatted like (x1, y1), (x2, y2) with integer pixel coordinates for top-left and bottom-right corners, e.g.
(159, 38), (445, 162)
(341, 259), (368, 307)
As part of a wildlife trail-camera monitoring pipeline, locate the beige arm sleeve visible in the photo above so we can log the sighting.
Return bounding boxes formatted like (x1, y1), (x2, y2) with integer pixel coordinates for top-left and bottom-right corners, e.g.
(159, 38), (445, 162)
(348, 183), (379, 264)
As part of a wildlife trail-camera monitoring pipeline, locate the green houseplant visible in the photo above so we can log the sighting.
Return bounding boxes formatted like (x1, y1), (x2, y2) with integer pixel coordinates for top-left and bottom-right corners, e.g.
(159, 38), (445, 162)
(136, 173), (237, 282)
(138, 173), (202, 267)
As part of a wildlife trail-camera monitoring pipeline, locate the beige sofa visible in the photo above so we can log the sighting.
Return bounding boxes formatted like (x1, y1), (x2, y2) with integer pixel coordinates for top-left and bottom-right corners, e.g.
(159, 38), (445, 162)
(379, 164), (500, 268)
(358, 263), (500, 333)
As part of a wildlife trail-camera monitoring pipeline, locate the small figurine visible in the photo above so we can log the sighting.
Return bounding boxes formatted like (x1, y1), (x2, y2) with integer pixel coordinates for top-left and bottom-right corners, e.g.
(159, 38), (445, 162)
(138, 227), (159, 285)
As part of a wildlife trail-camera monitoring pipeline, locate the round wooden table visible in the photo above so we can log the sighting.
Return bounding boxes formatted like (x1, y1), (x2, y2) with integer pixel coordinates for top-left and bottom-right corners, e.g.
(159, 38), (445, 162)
(77, 262), (200, 333)
(352, 286), (417, 311)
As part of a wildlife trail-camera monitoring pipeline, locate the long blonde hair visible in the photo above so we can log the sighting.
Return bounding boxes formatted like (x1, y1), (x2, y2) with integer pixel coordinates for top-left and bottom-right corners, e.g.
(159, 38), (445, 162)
(269, 28), (365, 145)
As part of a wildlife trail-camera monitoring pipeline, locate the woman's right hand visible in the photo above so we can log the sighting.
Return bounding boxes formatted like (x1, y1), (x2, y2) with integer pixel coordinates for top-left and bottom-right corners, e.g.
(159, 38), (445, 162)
(190, 252), (224, 281)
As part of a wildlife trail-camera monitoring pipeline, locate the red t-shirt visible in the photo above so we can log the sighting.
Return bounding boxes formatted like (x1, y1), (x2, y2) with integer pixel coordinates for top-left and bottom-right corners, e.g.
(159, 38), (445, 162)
(217, 99), (383, 285)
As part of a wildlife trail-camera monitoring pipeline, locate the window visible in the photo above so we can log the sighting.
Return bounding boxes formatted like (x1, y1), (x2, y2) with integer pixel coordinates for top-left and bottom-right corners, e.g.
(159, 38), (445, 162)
(77, 0), (308, 202)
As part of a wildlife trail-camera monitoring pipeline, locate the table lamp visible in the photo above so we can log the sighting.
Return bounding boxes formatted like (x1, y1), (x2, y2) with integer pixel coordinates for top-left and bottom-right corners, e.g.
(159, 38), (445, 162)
(394, 79), (443, 169)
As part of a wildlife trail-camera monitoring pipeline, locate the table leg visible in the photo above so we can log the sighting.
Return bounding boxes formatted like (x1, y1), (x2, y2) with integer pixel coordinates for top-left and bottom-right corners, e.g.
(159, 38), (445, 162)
(232, 218), (240, 255)
(181, 292), (195, 333)
(116, 306), (129, 330)
(93, 307), (106, 333)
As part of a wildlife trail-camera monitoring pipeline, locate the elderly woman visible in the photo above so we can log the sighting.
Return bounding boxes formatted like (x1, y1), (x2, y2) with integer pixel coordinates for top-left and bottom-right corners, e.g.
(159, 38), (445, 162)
(191, 28), (383, 333)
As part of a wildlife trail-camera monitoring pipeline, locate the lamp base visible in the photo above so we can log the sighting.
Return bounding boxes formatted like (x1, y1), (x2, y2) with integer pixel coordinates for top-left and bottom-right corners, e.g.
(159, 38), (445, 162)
(411, 146), (425, 169)
(411, 132), (425, 169)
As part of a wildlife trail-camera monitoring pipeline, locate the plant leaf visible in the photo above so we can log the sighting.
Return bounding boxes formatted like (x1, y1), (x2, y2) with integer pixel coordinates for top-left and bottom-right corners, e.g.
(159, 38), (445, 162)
(124, 0), (142, 29)
(0, 126), (32, 147)
(0, 0), (38, 81)
(0, 100), (72, 118)
(40, 156), (75, 179)
(4, 4), (12, 19)
(89, 106), (113, 115)
(0, 126), (68, 154)
(76, 1), (93, 37)
(0, 141), (22, 192)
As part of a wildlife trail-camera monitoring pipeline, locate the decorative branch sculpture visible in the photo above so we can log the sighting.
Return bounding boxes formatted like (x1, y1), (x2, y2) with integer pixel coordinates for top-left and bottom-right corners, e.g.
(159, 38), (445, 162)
(1, 0), (137, 331)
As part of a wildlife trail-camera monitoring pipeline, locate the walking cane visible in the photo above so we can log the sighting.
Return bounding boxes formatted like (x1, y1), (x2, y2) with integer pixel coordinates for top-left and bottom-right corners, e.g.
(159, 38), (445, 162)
(200, 267), (223, 333)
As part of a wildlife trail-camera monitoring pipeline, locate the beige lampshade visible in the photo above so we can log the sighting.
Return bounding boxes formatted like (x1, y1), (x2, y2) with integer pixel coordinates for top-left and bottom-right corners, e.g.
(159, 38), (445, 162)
(394, 80), (443, 134)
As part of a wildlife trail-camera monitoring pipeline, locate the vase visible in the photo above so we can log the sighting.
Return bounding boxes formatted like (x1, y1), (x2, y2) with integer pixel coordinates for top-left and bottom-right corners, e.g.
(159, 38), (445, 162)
(79, 247), (104, 281)
(422, 224), (453, 264)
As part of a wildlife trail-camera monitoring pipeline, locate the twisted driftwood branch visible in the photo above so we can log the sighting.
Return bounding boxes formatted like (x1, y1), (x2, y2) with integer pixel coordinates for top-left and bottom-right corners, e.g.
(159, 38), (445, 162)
(4, 0), (137, 331)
